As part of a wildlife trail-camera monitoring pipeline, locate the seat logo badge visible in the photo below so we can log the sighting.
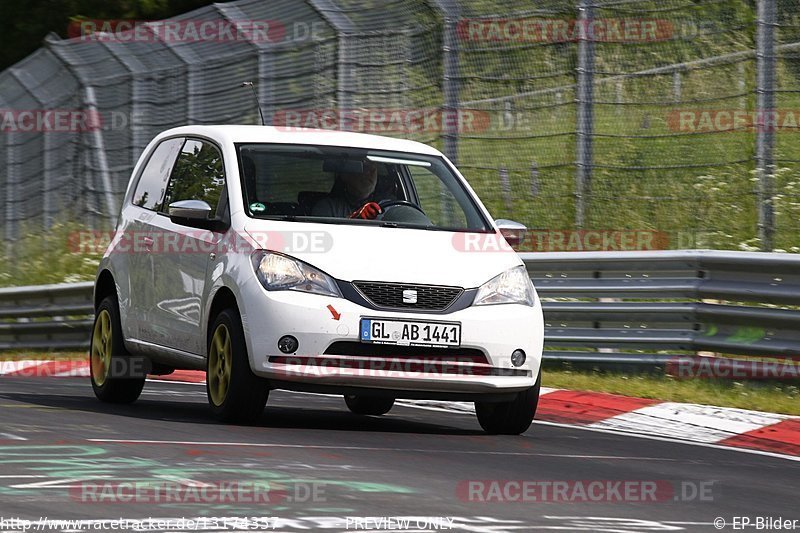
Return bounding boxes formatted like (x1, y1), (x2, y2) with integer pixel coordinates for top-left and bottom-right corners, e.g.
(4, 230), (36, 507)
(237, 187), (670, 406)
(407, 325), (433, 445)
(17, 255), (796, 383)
(402, 289), (418, 304)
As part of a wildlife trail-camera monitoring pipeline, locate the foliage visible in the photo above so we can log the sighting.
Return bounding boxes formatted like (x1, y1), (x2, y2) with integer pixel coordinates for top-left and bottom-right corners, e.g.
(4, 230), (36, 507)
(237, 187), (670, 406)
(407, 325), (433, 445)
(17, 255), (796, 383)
(0, 0), (221, 71)
(0, 221), (102, 288)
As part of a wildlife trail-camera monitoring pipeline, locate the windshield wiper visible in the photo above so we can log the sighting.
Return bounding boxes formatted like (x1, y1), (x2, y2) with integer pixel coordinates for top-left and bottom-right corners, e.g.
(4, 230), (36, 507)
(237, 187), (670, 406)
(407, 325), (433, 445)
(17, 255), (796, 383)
(377, 221), (438, 230)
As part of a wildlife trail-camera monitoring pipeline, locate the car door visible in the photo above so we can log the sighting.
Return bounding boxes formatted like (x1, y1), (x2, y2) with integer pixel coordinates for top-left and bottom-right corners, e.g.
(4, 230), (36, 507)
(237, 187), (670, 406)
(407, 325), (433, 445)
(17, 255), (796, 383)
(124, 137), (184, 344)
(148, 138), (228, 355)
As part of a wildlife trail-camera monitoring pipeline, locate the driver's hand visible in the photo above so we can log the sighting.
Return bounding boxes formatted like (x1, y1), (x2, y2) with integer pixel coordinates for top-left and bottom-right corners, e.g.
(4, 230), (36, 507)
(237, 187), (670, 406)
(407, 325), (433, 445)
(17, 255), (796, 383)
(349, 202), (382, 220)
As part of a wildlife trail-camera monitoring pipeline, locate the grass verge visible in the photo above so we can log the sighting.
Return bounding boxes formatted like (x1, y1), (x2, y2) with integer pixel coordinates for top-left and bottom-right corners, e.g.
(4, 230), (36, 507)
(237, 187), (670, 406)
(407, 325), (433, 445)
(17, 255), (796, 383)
(0, 221), (102, 288)
(544, 368), (800, 416)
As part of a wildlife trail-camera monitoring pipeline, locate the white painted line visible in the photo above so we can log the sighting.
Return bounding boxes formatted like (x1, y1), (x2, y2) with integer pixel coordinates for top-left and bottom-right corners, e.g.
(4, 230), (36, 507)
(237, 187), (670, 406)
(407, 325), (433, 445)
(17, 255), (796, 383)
(0, 475), (46, 478)
(396, 399), (475, 414)
(0, 432), (27, 440)
(663, 522), (718, 526)
(10, 476), (101, 489)
(533, 419), (800, 463)
(589, 402), (789, 443)
(154, 475), (215, 488)
(84, 439), (670, 459)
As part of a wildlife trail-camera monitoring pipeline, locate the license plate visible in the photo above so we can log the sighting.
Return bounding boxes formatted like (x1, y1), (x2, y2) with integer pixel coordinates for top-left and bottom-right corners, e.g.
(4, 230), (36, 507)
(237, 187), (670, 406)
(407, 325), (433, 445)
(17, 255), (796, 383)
(359, 318), (461, 347)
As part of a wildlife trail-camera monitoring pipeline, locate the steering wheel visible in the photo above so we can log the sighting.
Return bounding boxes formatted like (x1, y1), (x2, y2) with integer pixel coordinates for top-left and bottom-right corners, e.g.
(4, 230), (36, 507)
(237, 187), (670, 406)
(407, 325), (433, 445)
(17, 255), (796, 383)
(378, 199), (425, 215)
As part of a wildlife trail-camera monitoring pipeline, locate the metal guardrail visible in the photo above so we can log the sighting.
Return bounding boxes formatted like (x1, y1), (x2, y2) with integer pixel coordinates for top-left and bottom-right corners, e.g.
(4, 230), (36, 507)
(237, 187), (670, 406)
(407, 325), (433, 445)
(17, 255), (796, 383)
(523, 250), (800, 371)
(0, 281), (94, 351)
(2, 251), (800, 376)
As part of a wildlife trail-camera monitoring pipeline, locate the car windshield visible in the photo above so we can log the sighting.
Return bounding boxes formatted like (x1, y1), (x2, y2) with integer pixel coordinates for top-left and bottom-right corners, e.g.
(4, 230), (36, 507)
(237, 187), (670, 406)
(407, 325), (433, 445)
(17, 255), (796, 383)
(236, 143), (491, 232)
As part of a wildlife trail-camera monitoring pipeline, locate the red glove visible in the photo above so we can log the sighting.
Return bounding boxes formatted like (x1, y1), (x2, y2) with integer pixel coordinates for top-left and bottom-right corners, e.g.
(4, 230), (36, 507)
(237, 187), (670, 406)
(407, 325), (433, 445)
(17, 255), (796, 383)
(349, 202), (382, 220)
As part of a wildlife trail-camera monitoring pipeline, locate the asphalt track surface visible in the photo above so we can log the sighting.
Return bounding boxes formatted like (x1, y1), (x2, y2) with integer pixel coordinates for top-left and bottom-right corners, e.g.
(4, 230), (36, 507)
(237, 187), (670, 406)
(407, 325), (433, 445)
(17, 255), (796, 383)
(0, 376), (798, 532)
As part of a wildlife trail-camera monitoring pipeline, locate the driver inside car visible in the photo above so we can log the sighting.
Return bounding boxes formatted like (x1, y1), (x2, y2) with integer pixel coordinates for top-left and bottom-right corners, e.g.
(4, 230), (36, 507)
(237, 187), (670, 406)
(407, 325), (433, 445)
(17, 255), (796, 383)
(312, 160), (384, 219)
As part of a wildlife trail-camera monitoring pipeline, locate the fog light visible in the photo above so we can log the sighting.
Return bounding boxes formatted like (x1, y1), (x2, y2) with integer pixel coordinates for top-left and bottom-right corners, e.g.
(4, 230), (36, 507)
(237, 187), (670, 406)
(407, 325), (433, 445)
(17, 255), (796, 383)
(511, 349), (526, 367)
(278, 335), (299, 354)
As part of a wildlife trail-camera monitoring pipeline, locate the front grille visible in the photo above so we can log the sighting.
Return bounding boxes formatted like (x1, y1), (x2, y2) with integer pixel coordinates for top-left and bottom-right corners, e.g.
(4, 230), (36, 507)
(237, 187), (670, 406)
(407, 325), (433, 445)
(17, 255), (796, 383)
(353, 281), (463, 311)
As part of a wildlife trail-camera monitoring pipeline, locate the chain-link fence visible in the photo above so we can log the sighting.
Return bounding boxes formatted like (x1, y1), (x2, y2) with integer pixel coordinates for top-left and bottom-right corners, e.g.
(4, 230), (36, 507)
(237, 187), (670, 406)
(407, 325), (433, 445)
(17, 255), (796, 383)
(1, 0), (799, 252)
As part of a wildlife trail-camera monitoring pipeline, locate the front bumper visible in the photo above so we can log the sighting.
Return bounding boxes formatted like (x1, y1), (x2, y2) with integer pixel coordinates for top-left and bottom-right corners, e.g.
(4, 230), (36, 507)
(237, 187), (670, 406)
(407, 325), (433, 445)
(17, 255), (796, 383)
(238, 278), (544, 397)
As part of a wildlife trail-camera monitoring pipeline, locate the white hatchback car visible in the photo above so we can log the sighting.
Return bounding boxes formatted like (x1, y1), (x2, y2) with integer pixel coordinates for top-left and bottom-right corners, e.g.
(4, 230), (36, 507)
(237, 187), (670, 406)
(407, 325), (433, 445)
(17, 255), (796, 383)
(91, 125), (544, 434)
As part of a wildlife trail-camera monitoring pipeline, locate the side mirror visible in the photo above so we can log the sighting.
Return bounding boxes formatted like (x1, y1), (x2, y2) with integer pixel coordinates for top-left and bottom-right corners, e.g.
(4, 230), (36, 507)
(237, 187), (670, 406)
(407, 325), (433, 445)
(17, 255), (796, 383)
(169, 200), (227, 231)
(169, 199), (212, 220)
(495, 219), (527, 247)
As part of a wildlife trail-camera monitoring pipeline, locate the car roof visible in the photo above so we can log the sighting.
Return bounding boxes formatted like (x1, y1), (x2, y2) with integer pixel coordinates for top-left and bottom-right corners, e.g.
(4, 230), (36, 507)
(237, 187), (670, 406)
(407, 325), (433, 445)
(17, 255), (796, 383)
(154, 125), (444, 157)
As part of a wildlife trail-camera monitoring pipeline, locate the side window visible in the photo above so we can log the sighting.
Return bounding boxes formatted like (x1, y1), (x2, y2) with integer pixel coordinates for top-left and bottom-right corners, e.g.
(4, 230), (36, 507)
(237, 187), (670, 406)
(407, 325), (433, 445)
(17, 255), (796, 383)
(408, 165), (468, 229)
(132, 138), (184, 210)
(162, 139), (226, 217)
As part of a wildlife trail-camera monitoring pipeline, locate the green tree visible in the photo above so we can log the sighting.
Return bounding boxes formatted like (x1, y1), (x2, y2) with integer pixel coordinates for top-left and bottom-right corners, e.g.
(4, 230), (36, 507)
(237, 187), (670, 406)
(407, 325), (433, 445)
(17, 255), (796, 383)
(0, 0), (225, 71)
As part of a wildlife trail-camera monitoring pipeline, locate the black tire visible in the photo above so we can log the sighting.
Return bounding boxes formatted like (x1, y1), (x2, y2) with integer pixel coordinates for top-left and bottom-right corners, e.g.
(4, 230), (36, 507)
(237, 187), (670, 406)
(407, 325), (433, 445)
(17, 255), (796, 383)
(90, 295), (146, 404)
(475, 373), (541, 435)
(344, 395), (395, 416)
(206, 308), (269, 423)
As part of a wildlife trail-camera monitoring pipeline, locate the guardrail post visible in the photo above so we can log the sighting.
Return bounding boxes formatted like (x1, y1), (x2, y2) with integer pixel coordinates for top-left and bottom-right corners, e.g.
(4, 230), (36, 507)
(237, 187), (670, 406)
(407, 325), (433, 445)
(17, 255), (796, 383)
(756, 0), (776, 251)
(3, 130), (15, 243)
(84, 86), (117, 227)
(575, 0), (595, 229)
(441, 2), (461, 166)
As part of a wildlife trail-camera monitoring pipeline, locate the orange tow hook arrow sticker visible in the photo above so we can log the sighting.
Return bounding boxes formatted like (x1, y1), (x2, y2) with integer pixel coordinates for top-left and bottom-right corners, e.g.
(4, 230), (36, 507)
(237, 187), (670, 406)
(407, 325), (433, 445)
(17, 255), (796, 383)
(327, 304), (341, 320)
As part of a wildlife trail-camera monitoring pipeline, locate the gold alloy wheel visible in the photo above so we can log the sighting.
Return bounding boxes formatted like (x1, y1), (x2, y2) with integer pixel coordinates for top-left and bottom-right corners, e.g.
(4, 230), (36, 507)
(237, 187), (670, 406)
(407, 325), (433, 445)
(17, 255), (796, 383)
(91, 309), (112, 386)
(208, 323), (233, 406)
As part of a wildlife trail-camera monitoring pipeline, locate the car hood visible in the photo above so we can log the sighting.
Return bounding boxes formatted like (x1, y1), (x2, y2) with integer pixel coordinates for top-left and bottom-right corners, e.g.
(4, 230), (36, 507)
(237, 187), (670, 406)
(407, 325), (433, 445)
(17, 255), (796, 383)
(243, 220), (522, 288)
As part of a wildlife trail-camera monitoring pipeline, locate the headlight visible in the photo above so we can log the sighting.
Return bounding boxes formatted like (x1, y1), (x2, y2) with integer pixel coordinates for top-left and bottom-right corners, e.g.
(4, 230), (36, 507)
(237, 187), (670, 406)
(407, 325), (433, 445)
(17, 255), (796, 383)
(251, 251), (341, 297)
(473, 265), (536, 306)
